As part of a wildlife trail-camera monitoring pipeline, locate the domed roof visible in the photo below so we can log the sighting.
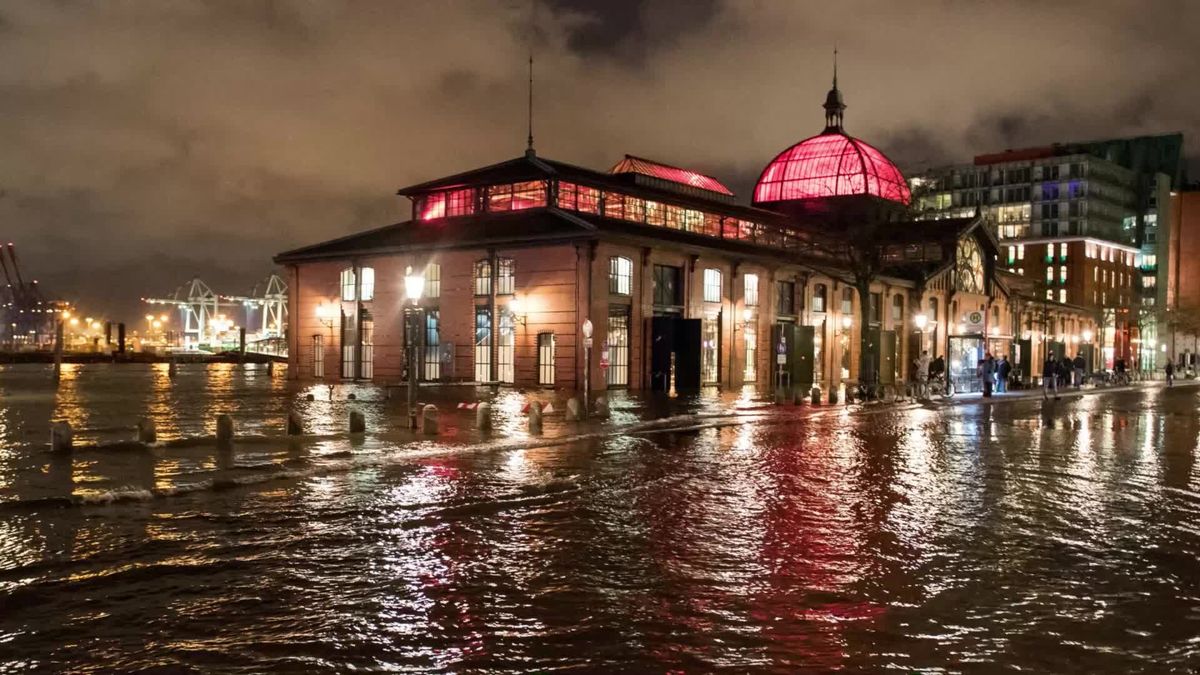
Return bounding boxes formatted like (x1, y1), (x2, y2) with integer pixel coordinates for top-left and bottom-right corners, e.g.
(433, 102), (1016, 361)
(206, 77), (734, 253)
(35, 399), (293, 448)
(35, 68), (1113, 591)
(752, 66), (911, 207)
(752, 132), (911, 205)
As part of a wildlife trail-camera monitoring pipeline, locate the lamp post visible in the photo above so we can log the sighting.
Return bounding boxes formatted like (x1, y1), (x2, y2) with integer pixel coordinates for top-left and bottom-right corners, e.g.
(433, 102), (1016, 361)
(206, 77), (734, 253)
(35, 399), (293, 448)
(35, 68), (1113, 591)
(582, 318), (593, 414)
(404, 266), (425, 430)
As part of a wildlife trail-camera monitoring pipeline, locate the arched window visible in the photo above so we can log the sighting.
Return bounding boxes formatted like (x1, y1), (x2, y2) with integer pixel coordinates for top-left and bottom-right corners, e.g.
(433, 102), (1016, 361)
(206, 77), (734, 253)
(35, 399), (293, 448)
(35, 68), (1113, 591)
(928, 297), (938, 324)
(812, 283), (828, 313)
(609, 257), (632, 295)
(703, 268), (722, 303)
(841, 287), (854, 314)
(497, 258), (515, 295)
(473, 259), (491, 296)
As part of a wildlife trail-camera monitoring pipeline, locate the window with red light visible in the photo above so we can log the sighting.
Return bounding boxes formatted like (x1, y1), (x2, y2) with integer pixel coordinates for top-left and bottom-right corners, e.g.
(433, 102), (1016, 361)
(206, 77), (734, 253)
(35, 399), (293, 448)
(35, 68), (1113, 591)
(417, 188), (476, 220)
(487, 180), (546, 212)
(645, 201), (665, 227)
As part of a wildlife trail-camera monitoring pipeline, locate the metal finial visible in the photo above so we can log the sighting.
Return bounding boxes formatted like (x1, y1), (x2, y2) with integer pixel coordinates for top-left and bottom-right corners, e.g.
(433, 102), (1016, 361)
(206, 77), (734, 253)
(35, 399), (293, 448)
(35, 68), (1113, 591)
(526, 0), (536, 155)
(833, 44), (838, 90)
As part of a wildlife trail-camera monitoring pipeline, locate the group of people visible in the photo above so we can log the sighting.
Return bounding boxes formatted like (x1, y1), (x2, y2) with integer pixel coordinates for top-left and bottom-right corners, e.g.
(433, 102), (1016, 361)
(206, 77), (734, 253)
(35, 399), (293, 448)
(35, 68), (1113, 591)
(1041, 353), (1090, 399)
(976, 353), (1012, 397)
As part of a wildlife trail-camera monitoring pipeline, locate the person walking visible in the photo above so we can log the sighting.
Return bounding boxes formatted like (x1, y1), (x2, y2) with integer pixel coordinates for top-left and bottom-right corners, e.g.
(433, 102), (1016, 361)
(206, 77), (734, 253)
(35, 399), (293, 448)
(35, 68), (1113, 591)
(1072, 353), (1086, 388)
(981, 352), (996, 398)
(916, 350), (931, 399)
(1166, 360), (1175, 387)
(1044, 354), (1060, 400)
(997, 355), (1011, 393)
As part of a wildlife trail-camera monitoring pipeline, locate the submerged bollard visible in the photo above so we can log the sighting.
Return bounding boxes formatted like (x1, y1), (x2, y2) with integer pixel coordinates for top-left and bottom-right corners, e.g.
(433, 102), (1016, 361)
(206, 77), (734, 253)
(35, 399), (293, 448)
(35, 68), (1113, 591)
(305, 393), (315, 401)
(566, 397), (583, 421)
(137, 417), (157, 444)
(594, 396), (609, 419)
(828, 388), (839, 405)
(50, 422), (73, 452)
(811, 387), (821, 405)
(287, 411), (303, 436)
(528, 401), (543, 434)
(422, 405), (438, 435)
(216, 414), (234, 447)
(267, 361), (275, 376)
(349, 410), (366, 434)
(476, 402), (492, 432)
(168, 359), (177, 378)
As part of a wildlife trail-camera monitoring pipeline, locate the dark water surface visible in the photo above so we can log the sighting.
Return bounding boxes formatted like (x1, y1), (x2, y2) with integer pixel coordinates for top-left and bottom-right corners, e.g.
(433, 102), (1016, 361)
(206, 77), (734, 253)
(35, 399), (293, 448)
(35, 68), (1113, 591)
(1, 364), (1199, 673)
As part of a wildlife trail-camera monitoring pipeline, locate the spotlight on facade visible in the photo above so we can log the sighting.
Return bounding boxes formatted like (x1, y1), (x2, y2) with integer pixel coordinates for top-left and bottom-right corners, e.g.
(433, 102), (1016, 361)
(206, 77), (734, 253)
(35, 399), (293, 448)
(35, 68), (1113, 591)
(742, 308), (754, 324)
(1082, 329), (1094, 343)
(509, 296), (527, 326)
(913, 313), (928, 330)
(404, 266), (425, 302)
(840, 315), (852, 330)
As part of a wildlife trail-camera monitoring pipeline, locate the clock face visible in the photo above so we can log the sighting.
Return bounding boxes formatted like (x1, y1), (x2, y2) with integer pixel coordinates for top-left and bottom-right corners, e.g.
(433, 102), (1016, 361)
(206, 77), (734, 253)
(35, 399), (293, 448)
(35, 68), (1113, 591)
(956, 237), (985, 294)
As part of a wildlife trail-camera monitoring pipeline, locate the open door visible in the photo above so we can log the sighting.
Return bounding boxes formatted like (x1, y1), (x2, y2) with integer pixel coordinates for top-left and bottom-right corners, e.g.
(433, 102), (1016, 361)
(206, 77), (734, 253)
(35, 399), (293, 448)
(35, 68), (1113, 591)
(674, 319), (702, 393)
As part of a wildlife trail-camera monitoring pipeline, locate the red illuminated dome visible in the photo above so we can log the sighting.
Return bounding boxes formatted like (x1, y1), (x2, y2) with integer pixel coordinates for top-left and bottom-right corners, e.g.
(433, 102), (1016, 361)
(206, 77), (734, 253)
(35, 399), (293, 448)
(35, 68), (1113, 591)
(753, 70), (911, 206)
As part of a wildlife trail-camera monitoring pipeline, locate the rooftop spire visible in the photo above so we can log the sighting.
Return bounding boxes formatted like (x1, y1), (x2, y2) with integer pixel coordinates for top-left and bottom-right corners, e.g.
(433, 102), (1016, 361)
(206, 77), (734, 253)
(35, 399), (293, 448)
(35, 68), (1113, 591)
(525, 0), (536, 157)
(823, 45), (846, 133)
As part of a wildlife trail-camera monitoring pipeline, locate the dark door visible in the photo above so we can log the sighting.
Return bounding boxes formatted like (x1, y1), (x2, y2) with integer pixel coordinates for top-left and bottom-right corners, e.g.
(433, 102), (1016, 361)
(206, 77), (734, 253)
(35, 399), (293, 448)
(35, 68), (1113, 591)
(649, 317), (675, 391)
(674, 319), (702, 393)
(793, 325), (815, 388)
(878, 330), (896, 385)
(1017, 338), (1032, 380)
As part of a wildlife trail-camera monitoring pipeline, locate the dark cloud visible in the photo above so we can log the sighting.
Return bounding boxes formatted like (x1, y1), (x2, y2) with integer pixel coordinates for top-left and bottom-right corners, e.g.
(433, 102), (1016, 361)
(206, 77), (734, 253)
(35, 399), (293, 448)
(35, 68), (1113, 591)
(0, 0), (1197, 321)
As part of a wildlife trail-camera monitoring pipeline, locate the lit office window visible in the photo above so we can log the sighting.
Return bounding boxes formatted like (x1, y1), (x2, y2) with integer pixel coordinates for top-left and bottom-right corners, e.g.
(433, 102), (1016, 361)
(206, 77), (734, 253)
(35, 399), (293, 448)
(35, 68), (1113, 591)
(359, 267), (375, 301)
(703, 268), (722, 303)
(744, 274), (759, 307)
(340, 268), (356, 302)
(609, 256), (632, 296)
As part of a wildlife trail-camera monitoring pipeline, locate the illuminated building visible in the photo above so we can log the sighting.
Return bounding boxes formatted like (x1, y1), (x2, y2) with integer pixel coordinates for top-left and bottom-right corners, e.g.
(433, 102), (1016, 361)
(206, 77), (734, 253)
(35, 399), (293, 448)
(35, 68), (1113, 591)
(277, 75), (1097, 392)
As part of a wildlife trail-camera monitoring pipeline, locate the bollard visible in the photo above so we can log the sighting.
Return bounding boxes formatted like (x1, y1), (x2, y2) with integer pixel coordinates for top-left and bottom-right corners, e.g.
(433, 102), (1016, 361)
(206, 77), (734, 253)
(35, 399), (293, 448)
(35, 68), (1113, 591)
(566, 397), (583, 421)
(528, 401), (543, 434)
(50, 422), (73, 453)
(137, 417), (157, 444)
(168, 359), (177, 378)
(267, 361), (275, 376)
(811, 387), (821, 406)
(594, 396), (609, 419)
(422, 404), (438, 435)
(349, 410), (366, 433)
(305, 393), (315, 401)
(348, 393), (357, 401)
(828, 388), (839, 405)
(774, 389), (787, 405)
(476, 402), (492, 432)
(287, 411), (303, 436)
(216, 414), (235, 447)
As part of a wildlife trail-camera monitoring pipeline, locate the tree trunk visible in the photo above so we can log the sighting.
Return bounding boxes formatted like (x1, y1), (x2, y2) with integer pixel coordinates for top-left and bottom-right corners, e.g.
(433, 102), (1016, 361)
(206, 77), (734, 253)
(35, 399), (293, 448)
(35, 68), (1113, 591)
(857, 278), (874, 384)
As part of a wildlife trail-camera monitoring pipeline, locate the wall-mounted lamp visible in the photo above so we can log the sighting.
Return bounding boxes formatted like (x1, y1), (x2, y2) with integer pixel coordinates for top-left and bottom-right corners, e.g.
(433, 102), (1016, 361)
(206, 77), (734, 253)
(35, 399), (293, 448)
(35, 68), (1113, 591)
(509, 296), (528, 327)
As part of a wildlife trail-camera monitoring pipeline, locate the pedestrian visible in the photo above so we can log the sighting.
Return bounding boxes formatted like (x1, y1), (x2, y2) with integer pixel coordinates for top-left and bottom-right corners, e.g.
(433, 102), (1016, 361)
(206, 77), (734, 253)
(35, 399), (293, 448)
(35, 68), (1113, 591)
(1043, 354), (1060, 400)
(916, 350), (931, 399)
(981, 351), (996, 397)
(1072, 353), (1086, 388)
(1166, 360), (1175, 387)
(997, 355), (1011, 393)
(1059, 355), (1073, 390)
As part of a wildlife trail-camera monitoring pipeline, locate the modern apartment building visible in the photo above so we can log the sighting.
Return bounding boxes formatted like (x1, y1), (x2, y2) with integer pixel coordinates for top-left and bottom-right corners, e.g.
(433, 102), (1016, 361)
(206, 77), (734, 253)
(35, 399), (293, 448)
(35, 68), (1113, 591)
(913, 133), (1186, 370)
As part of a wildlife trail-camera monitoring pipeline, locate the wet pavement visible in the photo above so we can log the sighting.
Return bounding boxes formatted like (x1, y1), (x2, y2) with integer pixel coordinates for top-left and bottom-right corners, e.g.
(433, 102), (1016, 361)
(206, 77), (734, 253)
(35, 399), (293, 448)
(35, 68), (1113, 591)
(1, 363), (1199, 672)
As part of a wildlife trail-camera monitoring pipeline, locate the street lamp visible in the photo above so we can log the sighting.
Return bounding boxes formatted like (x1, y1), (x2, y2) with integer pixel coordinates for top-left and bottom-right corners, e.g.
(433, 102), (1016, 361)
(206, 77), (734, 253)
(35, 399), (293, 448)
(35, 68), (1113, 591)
(582, 318), (594, 412)
(404, 266), (425, 429)
(914, 312), (928, 356)
(509, 296), (527, 327)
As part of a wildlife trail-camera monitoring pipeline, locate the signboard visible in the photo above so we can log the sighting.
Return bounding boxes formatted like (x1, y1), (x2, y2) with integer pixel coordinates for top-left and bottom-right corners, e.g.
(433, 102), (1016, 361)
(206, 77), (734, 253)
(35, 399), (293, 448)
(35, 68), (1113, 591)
(777, 353), (787, 365)
(964, 310), (985, 334)
(584, 337), (594, 349)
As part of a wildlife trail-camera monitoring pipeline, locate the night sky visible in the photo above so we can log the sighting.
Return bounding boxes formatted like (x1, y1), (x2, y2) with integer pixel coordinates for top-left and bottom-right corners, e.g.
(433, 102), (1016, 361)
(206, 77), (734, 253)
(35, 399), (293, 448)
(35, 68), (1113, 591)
(2, 0), (1197, 322)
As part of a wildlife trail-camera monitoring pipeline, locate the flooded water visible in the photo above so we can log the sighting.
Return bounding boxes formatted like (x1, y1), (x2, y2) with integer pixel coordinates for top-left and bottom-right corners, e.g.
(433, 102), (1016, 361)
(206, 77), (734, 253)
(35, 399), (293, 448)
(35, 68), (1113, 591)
(1, 363), (1199, 672)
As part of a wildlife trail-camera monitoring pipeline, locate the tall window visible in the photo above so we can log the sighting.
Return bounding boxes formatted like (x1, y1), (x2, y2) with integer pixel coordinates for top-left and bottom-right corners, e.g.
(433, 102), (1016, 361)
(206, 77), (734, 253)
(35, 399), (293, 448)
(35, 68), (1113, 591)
(425, 263), (441, 299)
(607, 310), (630, 387)
(744, 323), (757, 382)
(424, 310), (440, 381)
(703, 268), (722, 303)
(653, 265), (682, 307)
(841, 287), (853, 315)
(1059, 289), (1067, 303)
(340, 309), (355, 378)
(537, 332), (555, 385)
(360, 312), (374, 379)
(1018, 244), (1025, 260)
(497, 258), (515, 296)
(929, 297), (939, 327)
(1059, 242), (1068, 260)
(340, 268), (356, 301)
(891, 294), (903, 323)
(744, 274), (759, 307)
(702, 313), (720, 384)
(777, 281), (795, 315)
(1059, 266), (1067, 282)
(359, 267), (375, 301)
(474, 308), (491, 381)
(610, 256), (633, 295)
(869, 292), (882, 325)
(1046, 267), (1054, 283)
(311, 334), (324, 379)
(497, 310), (515, 383)
(812, 284), (827, 313)
(474, 259), (491, 296)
